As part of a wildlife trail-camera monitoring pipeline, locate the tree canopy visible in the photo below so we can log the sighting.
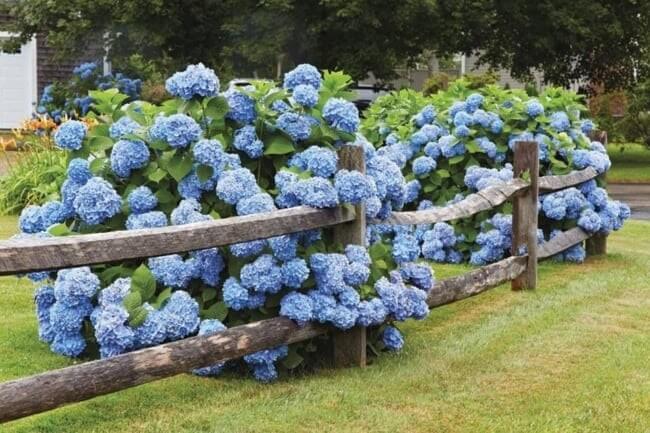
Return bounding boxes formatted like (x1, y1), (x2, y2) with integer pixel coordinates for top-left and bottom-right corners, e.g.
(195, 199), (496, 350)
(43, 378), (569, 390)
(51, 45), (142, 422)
(1, 0), (648, 89)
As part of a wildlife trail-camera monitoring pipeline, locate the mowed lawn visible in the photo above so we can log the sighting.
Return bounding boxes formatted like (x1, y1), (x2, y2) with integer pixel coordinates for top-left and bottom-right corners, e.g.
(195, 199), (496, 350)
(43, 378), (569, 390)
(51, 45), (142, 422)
(1, 215), (650, 433)
(608, 142), (650, 183)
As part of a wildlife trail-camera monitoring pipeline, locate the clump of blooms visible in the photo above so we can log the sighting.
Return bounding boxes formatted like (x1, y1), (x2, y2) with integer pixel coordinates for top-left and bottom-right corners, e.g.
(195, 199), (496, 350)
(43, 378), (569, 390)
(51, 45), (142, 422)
(360, 77), (629, 266)
(21, 63), (427, 383)
(165, 63), (220, 100)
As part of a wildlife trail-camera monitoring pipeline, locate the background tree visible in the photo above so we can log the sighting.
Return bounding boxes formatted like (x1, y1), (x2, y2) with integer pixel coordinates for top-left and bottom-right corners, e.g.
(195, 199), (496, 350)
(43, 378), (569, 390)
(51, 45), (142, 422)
(2, 0), (648, 88)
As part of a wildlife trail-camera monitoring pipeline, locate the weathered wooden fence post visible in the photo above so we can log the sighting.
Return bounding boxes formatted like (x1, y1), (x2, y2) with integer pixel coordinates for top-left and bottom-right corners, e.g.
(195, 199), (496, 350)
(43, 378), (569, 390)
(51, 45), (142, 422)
(586, 130), (608, 256)
(511, 141), (539, 290)
(332, 145), (367, 367)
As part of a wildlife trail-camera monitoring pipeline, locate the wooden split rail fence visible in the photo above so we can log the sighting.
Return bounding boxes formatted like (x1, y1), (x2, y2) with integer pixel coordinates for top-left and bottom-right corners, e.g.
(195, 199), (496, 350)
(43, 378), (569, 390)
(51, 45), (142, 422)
(0, 142), (604, 423)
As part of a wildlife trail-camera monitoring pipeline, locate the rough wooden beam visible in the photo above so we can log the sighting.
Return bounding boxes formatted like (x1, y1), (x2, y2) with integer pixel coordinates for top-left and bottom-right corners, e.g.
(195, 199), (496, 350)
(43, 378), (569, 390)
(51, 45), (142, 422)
(332, 145), (367, 368)
(427, 256), (527, 307)
(539, 167), (598, 192)
(377, 179), (528, 226)
(511, 141), (539, 290)
(538, 227), (591, 260)
(0, 206), (355, 276)
(0, 317), (327, 423)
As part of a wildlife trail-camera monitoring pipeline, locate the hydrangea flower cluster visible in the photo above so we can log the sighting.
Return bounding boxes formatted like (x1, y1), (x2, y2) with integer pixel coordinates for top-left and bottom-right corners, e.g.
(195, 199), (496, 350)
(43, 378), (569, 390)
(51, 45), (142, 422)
(165, 63), (220, 100)
(22, 63), (433, 383)
(360, 78), (629, 266)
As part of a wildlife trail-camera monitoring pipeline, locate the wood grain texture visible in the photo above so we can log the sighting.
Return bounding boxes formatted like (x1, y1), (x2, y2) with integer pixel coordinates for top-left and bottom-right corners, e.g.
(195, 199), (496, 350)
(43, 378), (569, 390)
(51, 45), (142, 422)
(538, 167), (598, 192)
(586, 233), (607, 256)
(0, 206), (355, 276)
(538, 227), (591, 260)
(376, 179), (528, 226)
(332, 145), (367, 368)
(511, 141), (539, 290)
(427, 256), (527, 308)
(0, 317), (327, 423)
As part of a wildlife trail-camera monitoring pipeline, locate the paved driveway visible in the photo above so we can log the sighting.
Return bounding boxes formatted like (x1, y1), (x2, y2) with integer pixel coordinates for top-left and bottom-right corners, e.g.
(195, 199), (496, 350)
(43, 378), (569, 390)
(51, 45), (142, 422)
(609, 184), (650, 220)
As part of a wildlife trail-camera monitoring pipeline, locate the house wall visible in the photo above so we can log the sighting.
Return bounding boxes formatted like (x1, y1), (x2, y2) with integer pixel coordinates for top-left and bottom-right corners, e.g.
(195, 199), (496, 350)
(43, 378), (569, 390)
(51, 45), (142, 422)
(0, 13), (101, 99)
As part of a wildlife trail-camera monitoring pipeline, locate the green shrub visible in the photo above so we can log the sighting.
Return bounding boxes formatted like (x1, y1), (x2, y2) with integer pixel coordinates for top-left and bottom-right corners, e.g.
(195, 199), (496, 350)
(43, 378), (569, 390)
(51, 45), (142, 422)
(0, 144), (67, 215)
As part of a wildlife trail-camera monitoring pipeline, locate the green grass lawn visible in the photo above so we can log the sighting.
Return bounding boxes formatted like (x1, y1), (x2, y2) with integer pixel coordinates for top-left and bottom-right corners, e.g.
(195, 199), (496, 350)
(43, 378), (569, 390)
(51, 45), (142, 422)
(608, 142), (650, 183)
(2, 216), (650, 433)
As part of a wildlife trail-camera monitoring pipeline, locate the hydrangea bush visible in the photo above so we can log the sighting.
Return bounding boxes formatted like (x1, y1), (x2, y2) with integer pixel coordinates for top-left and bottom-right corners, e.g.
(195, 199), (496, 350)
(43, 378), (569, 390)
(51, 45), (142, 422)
(19, 64), (433, 381)
(37, 62), (142, 122)
(361, 80), (630, 266)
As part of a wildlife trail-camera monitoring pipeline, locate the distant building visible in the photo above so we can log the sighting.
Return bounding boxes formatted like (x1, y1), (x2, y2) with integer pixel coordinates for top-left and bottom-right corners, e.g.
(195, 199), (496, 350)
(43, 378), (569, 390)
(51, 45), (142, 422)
(0, 13), (101, 129)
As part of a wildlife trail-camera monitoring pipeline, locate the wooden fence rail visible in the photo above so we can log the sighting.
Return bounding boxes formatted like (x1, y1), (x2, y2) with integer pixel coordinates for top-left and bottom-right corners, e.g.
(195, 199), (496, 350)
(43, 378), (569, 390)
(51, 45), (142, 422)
(0, 141), (606, 423)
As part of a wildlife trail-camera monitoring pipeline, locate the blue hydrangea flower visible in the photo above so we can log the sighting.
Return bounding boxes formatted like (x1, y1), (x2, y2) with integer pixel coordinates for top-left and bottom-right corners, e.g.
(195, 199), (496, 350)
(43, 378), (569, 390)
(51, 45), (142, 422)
(73, 62), (97, 79)
(414, 105), (436, 127)
(73, 177), (122, 225)
(60, 179), (82, 218)
(236, 192), (276, 216)
(98, 278), (131, 307)
(240, 254), (283, 294)
(356, 298), (388, 327)
(93, 304), (135, 358)
(577, 208), (602, 233)
(283, 64), (322, 90)
(382, 326), (404, 351)
(309, 290), (337, 323)
(310, 253), (347, 295)
(465, 93), (484, 112)
(109, 116), (140, 139)
(192, 319), (228, 376)
(345, 245), (371, 267)
(53, 266), (101, 307)
(464, 165), (513, 191)
(127, 186), (158, 214)
(216, 168), (260, 205)
(125, 211), (167, 230)
(244, 345), (289, 382)
(323, 98), (360, 134)
(51, 332), (87, 357)
(280, 258), (310, 288)
(343, 262), (370, 286)
(148, 255), (195, 288)
(130, 305), (164, 348)
(268, 234), (298, 261)
(329, 304), (359, 330)
(160, 291), (200, 340)
(334, 169), (376, 205)
(581, 119), (595, 134)
(525, 100), (545, 117)
(289, 146), (338, 178)
(292, 84), (319, 108)
(54, 120), (87, 150)
(550, 111), (570, 132)
(170, 199), (211, 225)
(392, 233), (420, 264)
(223, 277), (252, 311)
(438, 135), (466, 158)
(19, 205), (46, 234)
(149, 114), (202, 148)
(190, 248), (224, 286)
(453, 111), (473, 127)
(233, 125), (264, 159)
(192, 138), (229, 171)
(292, 177), (339, 208)
(277, 112), (312, 141)
(280, 291), (314, 326)
(229, 240), (266, 258)
(35, 285), (56, 343)
(110, 139), (150, 178)
(67, 158), (92, 184)
(366, 156), (405, 202)
(400, 262), (434, 292)
(165, 63), (220, 100)
(412, 156), (437, 176)
(49, 299), (92, 334)
(224, 88), (257, 124)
